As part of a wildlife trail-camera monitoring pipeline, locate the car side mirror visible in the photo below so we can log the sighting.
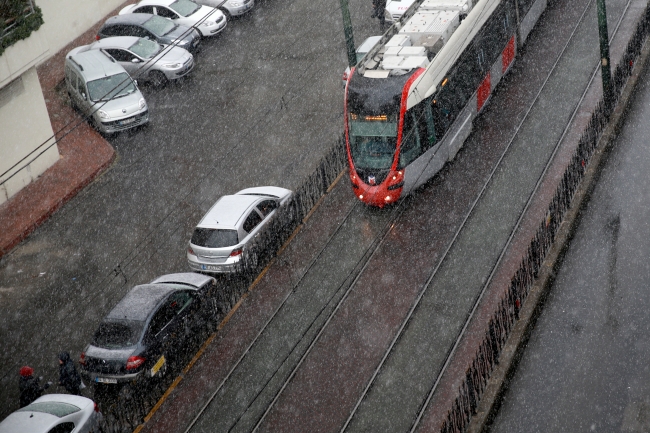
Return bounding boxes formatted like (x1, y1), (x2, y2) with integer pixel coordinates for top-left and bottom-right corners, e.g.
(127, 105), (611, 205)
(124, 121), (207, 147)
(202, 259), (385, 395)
(81, 92), (87, 100)
(132, 58), (141, 63)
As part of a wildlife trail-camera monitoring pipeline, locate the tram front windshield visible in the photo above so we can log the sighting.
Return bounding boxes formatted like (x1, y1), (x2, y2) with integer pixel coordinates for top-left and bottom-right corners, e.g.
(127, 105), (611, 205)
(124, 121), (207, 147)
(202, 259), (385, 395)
(348, 113), (398, 171)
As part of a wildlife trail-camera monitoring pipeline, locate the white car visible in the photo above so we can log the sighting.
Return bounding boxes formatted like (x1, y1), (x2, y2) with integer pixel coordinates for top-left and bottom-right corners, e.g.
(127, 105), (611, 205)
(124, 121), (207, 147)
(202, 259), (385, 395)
(343, 36), (382, 86)
(120, 0), (227, 37)
(72, 36), (194, 85)
(187, 186), (293, 273)
(193, 0), (254, 18)
(0, 394), (101, 433)
(385, 0), (416, 22)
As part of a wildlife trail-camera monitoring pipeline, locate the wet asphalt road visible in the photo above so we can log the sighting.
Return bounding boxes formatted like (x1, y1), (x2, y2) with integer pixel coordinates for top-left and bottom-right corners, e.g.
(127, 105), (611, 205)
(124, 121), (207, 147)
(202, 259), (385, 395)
(0, 0), (380, 417)
(490, 49), (650, 433)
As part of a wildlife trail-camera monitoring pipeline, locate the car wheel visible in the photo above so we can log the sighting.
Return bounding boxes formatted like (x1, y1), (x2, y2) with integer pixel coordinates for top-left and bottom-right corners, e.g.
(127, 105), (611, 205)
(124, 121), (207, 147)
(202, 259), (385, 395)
(219, 7), (232, 20)
(150, 70), (168, 87)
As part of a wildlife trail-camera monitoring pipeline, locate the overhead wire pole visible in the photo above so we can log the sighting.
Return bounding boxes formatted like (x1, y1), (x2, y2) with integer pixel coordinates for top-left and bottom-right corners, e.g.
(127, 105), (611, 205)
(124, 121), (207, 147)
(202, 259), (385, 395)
(340, 0), (357, 67)
(597, 0), (613, 108)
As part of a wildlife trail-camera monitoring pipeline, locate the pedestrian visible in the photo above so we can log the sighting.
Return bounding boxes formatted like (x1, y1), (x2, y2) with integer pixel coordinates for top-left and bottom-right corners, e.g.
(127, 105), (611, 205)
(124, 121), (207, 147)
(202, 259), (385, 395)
(19, 365), (50, 408)
(58, 352), (82, 395)
(373, 0), (386, 29)
(372, 0), (388, 26)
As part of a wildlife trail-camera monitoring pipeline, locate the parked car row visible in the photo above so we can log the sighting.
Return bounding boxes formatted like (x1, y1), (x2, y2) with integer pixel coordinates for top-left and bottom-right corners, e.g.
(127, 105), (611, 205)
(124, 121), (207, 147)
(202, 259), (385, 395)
(79, 186), (292, 386)
(0, 189), (292, 427)
(65, 0), (255, 134)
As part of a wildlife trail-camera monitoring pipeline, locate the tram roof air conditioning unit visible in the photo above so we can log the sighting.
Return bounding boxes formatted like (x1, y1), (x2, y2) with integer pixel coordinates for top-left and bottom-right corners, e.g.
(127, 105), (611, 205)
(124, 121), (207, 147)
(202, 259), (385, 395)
(399, 10), (460, 46)
(385, 34), (412, 48)
(420, 0), (471, 13)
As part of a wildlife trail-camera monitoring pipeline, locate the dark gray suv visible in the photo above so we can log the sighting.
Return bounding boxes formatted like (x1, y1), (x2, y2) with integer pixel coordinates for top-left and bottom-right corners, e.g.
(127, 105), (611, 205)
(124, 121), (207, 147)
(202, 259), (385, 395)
(97, 13), (201, 53)
(80, 273), (221, 385)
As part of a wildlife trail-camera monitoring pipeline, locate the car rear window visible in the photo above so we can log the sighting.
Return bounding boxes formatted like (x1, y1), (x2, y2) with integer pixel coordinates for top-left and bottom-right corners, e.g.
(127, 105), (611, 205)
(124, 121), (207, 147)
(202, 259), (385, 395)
(92, 320), (145, 349)
(17, 402), (80, 417)
(191, 228), (238, 248)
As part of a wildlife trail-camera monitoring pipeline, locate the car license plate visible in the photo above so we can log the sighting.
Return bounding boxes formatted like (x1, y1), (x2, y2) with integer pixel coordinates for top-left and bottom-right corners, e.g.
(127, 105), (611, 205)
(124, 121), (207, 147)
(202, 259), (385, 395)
(95, 377), (117, 384)
(120, 117), (135, 125)
(201, 264), (220, 271)
(151, 355), (166, 376)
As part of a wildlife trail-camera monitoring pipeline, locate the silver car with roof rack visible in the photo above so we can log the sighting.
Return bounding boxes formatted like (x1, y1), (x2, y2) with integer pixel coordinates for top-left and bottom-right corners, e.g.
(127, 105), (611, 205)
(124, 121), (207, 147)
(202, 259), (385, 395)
(65, 48), (149, 134)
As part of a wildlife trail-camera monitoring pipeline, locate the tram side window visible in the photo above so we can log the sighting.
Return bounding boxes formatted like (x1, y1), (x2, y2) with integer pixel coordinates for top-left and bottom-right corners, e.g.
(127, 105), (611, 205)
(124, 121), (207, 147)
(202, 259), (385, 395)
(399, 111), (422, 169)
(412, 102), (436, 152)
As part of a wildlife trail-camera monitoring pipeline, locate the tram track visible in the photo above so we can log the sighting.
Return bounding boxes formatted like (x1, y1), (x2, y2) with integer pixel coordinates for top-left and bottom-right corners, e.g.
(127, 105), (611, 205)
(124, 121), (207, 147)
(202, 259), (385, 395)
(139, 0), (636, 430)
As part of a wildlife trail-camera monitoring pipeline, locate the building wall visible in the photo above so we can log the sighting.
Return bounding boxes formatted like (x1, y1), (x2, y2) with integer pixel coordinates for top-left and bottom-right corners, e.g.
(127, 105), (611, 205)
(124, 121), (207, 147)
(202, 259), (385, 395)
(0, 67), (58, 205)
(37, 0), (127, 57)
(0, 0), (126, 205)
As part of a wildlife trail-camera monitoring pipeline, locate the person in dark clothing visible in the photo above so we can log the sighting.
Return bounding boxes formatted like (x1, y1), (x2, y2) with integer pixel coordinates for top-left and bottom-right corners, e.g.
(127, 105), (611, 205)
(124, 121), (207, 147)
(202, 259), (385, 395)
(19, 366), (50, 407)
(372, 0), (388, 25)
(58, 352), (81, 395)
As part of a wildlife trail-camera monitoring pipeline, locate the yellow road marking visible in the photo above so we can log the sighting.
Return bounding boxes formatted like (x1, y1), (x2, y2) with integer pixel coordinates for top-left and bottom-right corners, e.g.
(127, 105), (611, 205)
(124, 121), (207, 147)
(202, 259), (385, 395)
(132, 169), (346, 432)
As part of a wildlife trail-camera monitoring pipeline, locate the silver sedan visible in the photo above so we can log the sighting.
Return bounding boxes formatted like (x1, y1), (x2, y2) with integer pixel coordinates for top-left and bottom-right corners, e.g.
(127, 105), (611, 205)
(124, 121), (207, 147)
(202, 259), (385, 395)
(74, 36), (194, 86)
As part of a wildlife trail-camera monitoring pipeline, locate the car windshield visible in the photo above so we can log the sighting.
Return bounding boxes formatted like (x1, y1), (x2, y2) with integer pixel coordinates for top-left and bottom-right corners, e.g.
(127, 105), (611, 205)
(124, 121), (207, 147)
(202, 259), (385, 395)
(191, 228), (238, 248)
(129, 38), (162, 59)
(143, 14), (177, 36)
(92, 320), (145, 349)
(17, 402), (80, 417)
(87, 73), (136, 102)
(169, 0), (201, 17)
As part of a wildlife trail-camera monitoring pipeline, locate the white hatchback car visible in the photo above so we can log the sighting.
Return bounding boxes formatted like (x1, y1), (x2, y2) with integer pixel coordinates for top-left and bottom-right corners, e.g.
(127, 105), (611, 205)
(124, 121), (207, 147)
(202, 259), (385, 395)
(121, 0), (227, 37)
(194, 0), (254, 18)
(0, 394), (101, 433)
(72, 36), (194, 86)
(187, 186), (293, 273)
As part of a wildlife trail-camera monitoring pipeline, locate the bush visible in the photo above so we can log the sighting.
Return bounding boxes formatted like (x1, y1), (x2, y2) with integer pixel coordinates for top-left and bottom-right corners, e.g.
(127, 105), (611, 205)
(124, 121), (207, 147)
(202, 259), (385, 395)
(0, 0), (44, 57)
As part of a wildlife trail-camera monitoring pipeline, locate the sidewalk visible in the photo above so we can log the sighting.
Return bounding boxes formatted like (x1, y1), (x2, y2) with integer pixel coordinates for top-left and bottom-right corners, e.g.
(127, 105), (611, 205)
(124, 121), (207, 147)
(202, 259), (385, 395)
(0, 2), (136, 259)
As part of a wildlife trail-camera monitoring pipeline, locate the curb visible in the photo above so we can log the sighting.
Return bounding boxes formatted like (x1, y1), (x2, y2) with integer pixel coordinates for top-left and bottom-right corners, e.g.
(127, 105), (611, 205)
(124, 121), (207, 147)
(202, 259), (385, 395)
(466, 29), (650, 433)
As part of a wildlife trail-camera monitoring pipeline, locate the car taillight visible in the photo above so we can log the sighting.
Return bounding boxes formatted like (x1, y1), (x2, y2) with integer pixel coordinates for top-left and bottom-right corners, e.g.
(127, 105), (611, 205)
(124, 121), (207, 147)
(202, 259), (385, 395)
(342, 72), (348, 81)
(95, 35), (100, 40)
(229, 248), (242, 257)
(188, 246), (195, 256)
(79, 352), (86, 366)
(94, 402), (100, 412)
(126, 356), (145, 370)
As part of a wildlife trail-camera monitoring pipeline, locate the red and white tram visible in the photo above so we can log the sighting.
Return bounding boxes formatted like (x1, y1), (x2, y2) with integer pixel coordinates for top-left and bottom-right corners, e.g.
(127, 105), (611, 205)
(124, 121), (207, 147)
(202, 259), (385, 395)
(344, 0), (548, 207)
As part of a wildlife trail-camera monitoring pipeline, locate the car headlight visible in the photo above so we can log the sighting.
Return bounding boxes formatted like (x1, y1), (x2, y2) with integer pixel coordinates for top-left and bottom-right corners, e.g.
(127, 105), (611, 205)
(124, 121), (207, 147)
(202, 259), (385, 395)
(201, 20), (216, 27)
(162, 62), (183, 69)
(139, 98), (146, 110)
(98, 110), (110, 119)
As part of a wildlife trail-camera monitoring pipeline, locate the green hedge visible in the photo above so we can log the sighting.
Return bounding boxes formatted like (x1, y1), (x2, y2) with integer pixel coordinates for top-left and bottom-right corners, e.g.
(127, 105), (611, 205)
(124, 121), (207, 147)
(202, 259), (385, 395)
(0, 2), (44, 57)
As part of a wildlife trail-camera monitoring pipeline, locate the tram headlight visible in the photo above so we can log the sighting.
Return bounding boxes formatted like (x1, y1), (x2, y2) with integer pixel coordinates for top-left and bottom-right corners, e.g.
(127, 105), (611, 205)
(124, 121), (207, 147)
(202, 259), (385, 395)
(385, 195), (392, 202)
(359, 195), (364, 200)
